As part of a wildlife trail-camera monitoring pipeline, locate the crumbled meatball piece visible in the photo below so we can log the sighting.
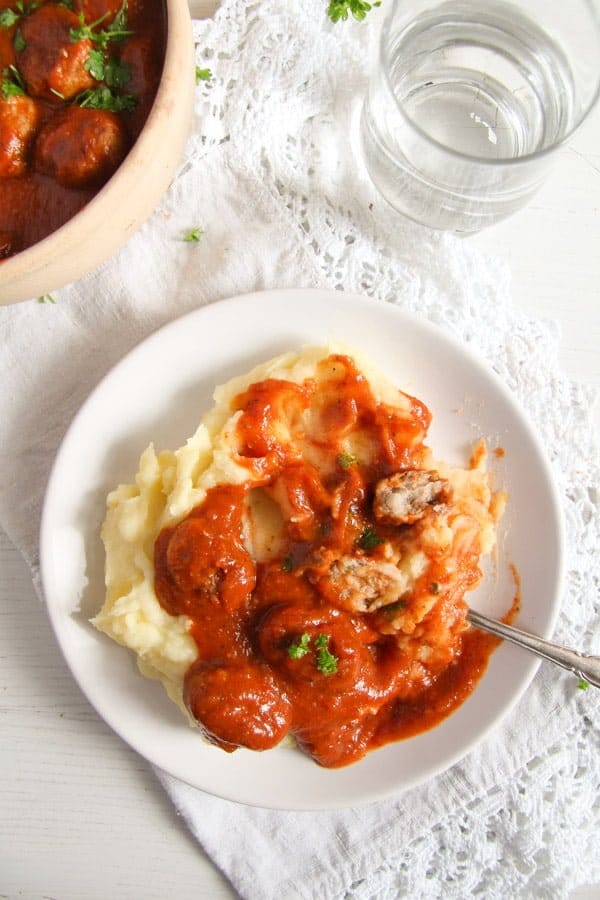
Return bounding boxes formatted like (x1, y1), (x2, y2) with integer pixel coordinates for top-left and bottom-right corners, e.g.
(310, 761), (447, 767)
(18, 5), (95, 103)
(35, 106), (127, 188)
(373, 469), (449, 526)
(311, 552), (408, 613)
(0, 95), (41, 177)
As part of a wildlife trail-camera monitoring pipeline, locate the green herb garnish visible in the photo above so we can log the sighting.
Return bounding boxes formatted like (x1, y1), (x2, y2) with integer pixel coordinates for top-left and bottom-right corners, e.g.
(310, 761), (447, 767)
(38, 294), (56, 304)
(357, 526), (383, 551)
(84, 47), (106, 80)
(327, 0), (381, 23)
(195, 66), (211, 83)
(281, 554), (294, 573)
(13, 27), (25, 51)
(1, 64), (25, 98)
(70, 2), (132, 49)
(0, 8), (19, 27)
(104, 57), (130, 89)
(383, 599), (406, 619)
(288, 633), (311, 659)
(76, 84), (135, 112)
(337, 452), (357, 469)
(315, 634), (338, 675)
(184, 226), (203, 242)
(577, 678), (590, 691)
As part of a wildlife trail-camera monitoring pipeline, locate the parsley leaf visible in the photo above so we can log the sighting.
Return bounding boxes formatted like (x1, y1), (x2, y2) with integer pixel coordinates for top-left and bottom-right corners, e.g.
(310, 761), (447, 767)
(195, 66), (211, 83)
(577, 678), (590, 691)
(84, 47), (106, 80)
(288, 633), (311, 659)
(337, 451), (357, 469)
(70, 2), (132, 49)
(13, 27), (25, 51)
(0, 64), (25, 98)
(104, 57), (130, 89)
(327, 0), (381, 23)
(0, 8), (19, 27)
(315, 634), (338, 675)
(183, 226), (203, 242)
(357, 526), (383, 551)
(38, 293), (56, 304)
(281, 554), (294, 573)
(76, 84), (136, 112)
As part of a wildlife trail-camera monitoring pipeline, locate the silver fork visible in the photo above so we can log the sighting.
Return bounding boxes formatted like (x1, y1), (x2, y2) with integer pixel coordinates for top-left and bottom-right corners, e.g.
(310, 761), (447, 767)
(467, 608), (600, 689)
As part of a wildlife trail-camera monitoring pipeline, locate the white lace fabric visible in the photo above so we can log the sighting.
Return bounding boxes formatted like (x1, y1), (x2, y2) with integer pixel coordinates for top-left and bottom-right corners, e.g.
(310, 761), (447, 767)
(0, 0), (598, 897)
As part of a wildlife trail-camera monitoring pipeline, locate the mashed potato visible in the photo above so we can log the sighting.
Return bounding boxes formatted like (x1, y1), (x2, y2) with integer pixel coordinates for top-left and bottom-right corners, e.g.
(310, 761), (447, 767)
(93, 345), (505, 766)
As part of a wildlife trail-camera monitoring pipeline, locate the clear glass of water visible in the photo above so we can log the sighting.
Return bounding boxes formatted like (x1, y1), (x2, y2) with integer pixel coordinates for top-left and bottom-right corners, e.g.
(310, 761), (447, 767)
(360, 0), (600, 232)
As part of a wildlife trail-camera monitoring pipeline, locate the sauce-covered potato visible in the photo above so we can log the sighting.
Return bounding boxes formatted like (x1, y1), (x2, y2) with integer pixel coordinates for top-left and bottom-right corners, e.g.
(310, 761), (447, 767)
(94, 347), (509, 769)
(0, 0), (166, 258)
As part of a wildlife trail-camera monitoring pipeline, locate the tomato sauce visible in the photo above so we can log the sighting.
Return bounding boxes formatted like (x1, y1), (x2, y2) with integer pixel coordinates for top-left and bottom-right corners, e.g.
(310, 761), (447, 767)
(0, 0), (166, 257)
(154, 355), (504, 768)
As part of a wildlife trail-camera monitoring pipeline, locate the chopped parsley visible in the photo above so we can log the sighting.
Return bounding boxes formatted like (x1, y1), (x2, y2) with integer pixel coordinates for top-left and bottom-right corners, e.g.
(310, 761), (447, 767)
(337, 451), (357, 469)
(281, 554), (294, 573)
(84, 47), (106, 80)
(195, 66), (212, 83)
(288, 633), (311, 659)
(357, 525), (383, 551)
(577, 678), (590, 691)
(70, 2), (133, 49)
(287, 632), (340, 674)
(383, 599), (406, 619)
(0, 8), (19, 27)
(13, 27), (25, 51)
(104, 57), (130, 89)
(76, 84), (136, 112)
(38, 294), (56, 304)
(315, 634), (338, 675)
(183, 226), (203, 242)
(0, 65), (25, 98)
(327, 0), (381, 23)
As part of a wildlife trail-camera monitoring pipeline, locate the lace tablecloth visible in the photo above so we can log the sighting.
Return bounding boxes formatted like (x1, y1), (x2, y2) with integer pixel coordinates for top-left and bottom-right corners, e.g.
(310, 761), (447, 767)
(0, 1), (598, 897)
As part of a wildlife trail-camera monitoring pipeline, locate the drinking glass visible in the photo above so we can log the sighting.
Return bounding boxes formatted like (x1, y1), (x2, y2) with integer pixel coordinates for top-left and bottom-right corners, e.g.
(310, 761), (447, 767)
(360, 0), (600, 232)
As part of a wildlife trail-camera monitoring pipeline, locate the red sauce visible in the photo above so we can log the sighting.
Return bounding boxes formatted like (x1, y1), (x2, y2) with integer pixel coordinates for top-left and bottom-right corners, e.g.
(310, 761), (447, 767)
(154, 355), (503, 767)
(0, 0), (165, 258)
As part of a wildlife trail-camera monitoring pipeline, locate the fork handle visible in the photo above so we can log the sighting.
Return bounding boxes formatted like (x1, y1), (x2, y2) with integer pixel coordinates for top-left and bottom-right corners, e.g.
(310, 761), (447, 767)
(467, 609), (600, 689)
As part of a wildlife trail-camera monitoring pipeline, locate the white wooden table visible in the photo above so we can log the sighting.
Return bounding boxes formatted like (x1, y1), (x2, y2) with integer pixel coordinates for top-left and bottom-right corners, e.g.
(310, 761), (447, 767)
(2, 3), (599, 897)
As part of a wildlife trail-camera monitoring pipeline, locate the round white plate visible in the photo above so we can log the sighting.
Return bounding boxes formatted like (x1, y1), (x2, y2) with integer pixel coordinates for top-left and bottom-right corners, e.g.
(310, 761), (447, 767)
(40, 289), (564, 810)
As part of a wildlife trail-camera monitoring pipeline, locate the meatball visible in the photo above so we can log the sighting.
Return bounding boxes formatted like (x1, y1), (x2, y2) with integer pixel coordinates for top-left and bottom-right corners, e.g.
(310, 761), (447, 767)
(0, 25), (16, 72)
(118, 36), (162, 130)
(373, 469), (449, 526)
(0, 231), (18, 259)
(35, 106), (127, 188)
(0, 94), (41, 177)
(184, 662), (292, 752)
(18, 5), (95, 103)
(309, 551), (408, 613)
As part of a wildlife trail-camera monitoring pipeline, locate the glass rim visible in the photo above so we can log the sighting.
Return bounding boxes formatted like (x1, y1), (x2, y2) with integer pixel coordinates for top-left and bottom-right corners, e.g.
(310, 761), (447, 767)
(379, 3), (600, 167)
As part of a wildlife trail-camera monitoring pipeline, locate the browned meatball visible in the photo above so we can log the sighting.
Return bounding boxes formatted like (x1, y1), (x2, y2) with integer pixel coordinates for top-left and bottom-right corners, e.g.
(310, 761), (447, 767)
(118, 36), (162, 130)
(0, 230), (18, 259)
(18, 5), (95, 103)
(0, 95), (42, 178)
(35, 106), (127, 188)
(0, 23), (16, 72)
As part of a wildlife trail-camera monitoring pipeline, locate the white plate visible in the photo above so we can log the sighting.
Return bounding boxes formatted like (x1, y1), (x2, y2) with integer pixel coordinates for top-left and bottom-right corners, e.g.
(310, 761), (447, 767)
(40, 289), (564, 810)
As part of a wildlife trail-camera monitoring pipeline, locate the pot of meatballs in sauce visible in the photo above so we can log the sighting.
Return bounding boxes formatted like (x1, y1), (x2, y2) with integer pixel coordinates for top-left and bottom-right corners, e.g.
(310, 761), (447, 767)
(0, 0), (194, 304)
